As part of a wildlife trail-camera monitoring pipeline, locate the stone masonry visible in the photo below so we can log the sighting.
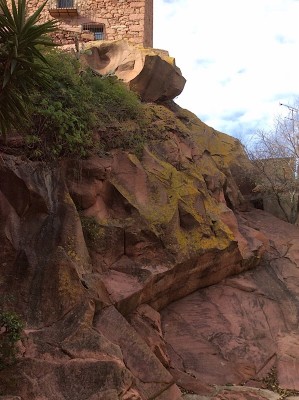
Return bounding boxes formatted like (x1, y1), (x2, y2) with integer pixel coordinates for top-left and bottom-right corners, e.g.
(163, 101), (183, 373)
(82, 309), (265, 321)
(24, 0), (153, 47)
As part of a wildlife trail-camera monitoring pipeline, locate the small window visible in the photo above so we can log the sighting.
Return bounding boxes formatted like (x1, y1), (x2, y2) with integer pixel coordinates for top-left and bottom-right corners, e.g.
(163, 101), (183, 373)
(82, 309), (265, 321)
(82, 24), (105, 41)
(57, 0), (74, 8)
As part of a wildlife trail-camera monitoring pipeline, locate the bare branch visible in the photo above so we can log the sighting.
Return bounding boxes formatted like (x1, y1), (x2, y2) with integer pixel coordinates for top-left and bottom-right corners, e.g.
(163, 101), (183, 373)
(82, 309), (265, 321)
(242, 103), (299, 224)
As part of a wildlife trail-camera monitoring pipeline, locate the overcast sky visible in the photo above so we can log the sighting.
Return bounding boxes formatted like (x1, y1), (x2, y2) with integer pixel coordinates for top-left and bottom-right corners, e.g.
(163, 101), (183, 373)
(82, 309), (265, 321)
(153, 0), (299, 141)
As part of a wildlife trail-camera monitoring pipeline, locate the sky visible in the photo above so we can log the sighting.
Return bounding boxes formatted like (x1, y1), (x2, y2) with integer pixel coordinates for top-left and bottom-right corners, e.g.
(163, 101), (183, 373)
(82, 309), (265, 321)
(153, 0), (299, 142)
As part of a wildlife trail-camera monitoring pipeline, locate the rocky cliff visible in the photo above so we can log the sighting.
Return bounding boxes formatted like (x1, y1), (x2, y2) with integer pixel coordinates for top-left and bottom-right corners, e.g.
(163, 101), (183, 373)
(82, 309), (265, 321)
(0, 45), (298, 400)
(0, 98), (265, 399)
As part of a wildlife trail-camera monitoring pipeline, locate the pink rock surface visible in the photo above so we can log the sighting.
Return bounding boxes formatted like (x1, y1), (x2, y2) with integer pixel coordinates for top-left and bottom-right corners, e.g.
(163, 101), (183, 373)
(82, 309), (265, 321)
(182, 386), (281, 400)
(94, 305), (180, 400)
(211, 387), (280, 400)
(162, 209), (299, 393)
(129, 304), (170, 367)
(277, 334), (299, 390)
(0, 103), (269, 398)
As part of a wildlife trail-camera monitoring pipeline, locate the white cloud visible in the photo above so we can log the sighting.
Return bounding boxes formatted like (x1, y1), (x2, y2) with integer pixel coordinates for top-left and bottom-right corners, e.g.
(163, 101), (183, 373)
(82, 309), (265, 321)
(153, 0), (299, 141)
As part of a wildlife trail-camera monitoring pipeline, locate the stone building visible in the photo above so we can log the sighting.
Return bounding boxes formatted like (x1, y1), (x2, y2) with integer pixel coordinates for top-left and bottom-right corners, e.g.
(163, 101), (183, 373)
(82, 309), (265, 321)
(25, 0), (153, 47)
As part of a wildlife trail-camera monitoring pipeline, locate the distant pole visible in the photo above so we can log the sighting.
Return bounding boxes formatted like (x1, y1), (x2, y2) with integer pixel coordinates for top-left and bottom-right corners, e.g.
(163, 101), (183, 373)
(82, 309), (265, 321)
(279, 103), (299, 177)
(279, 102), (298, 135)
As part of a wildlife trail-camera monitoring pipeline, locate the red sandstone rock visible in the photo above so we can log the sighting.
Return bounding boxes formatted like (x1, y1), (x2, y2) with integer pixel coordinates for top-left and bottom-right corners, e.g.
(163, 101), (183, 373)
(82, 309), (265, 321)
(181, 387), (281, 400)
(83, 40), (186, 102)
(162, 210), (299, 394)
(94, 306), (181, 400)
(211, 386), (281, 400)
(0, 103), (267, 398)
(129, 304), (170, 367)
(0, 397), (22, 400)
(277, 334), (299, 390)
(182, 386), (281, 400)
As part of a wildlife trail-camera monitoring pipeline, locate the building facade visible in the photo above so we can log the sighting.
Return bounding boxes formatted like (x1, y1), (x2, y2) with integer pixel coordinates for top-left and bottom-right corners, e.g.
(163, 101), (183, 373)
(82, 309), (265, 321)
(25, 0), (153, 47)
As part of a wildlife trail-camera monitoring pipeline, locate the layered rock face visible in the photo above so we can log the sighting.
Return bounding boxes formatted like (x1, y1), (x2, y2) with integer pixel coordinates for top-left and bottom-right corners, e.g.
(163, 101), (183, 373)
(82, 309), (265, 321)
(82, 40), (186, 102)
(0, 101), (268, 399)
(162, 209), (299, 399)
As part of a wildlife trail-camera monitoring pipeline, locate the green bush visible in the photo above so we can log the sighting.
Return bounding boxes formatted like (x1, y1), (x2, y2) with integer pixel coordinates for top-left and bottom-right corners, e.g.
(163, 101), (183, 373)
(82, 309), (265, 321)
(25, 50), (146, 160)
(80, 215), (104, 249)
(83, 73), (142, 123)
(26, 51), (96, 159)
(0, 311), (24, 369)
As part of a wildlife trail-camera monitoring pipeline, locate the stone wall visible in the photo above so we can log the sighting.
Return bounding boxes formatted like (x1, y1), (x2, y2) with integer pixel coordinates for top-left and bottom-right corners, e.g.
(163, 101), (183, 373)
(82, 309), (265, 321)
(21, 0), (154, 46)
(144, 0), (153, 47)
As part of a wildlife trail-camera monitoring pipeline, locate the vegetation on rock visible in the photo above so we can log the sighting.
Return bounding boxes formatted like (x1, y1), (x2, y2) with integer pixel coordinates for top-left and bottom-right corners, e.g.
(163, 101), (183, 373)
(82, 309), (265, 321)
(0, 0), (57, 140)
(80, 215), (105, 249)
(0, 308), (24, 370)
(0, 0), (150, 159)
(262, 366), (299, 398)
(3, 47), (149, 159)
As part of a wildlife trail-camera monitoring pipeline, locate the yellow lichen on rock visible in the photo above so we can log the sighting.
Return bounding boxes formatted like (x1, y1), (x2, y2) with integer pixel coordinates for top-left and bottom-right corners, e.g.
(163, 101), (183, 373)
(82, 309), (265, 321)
(108, 139), (237, 259)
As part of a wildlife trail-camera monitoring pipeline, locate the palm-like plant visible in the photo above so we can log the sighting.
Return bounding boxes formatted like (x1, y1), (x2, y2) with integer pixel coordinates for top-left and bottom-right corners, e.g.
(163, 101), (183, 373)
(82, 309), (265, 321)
(0, 0), (57, 140)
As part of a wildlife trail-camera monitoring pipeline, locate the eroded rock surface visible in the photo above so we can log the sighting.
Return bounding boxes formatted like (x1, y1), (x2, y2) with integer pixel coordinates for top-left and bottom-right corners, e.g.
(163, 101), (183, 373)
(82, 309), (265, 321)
(0, 102), (266, 399)
(162, 209), (299, 395)
(83, 40), (186, 101)
(182, 386), (281, 400)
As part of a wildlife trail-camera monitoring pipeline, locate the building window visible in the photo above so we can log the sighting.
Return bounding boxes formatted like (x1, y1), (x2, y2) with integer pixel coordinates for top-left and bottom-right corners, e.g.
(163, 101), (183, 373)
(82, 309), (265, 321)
(82, 24), (105, 40)
(57, 0), (74, 8)
(49, 0), (77, 16)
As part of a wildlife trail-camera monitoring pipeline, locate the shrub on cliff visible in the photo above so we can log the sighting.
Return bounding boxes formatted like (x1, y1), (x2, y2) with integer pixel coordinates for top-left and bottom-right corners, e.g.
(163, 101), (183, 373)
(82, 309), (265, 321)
(0, 0), (145, 157)
(0, 310), (24, 370)
(25, 50), (145, 159)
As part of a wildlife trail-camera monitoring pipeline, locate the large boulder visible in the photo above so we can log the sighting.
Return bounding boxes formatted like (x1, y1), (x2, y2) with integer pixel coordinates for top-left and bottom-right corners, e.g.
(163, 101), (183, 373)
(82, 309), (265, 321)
(82, 40), (186, 102)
